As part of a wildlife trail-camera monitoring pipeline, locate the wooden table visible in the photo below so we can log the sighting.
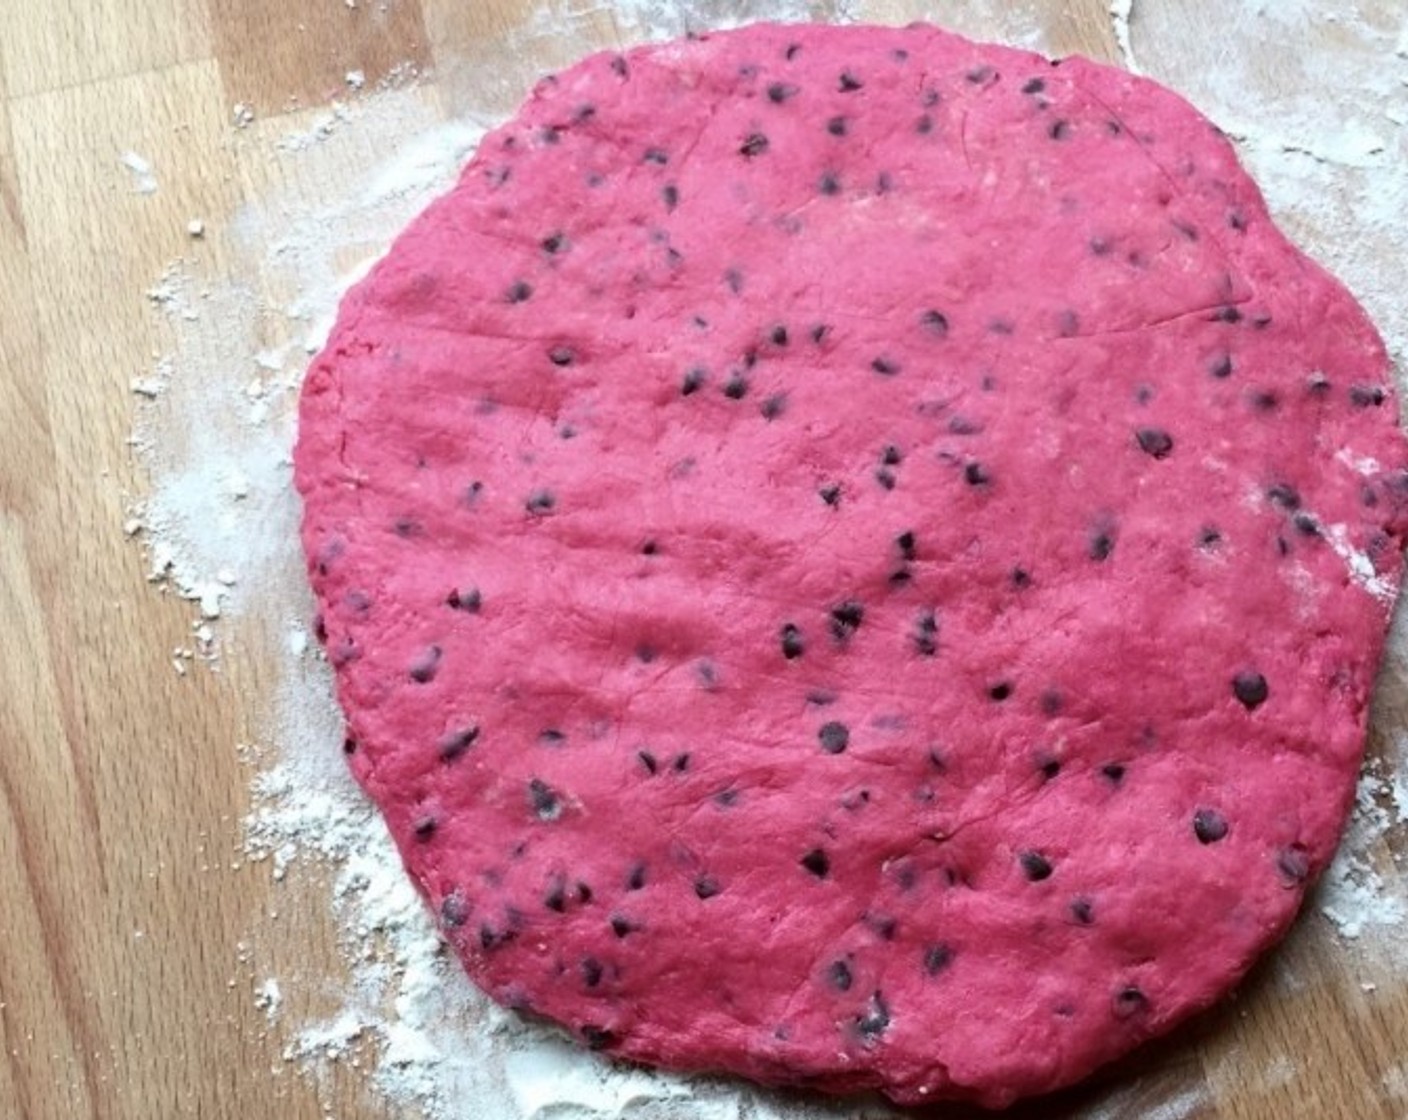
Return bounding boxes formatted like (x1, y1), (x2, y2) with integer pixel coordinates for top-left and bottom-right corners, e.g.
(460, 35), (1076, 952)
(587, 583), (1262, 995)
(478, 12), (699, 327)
(1, 2), (1405, 1117)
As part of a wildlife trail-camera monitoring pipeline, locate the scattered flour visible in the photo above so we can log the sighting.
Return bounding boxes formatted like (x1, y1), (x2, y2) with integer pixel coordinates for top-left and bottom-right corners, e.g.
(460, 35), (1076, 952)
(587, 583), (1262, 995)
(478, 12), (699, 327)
(120, 150), (159, 194)
(129, 4), (1408, 1119)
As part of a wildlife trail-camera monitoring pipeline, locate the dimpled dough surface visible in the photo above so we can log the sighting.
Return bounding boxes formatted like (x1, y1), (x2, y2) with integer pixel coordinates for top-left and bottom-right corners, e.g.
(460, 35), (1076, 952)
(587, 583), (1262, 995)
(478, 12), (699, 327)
(294, 22), (1408, 1108)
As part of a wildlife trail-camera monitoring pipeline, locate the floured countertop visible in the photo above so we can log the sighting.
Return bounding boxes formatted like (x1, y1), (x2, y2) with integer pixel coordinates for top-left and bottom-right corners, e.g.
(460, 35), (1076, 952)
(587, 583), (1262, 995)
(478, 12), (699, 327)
(2, 2), (1407, 1119)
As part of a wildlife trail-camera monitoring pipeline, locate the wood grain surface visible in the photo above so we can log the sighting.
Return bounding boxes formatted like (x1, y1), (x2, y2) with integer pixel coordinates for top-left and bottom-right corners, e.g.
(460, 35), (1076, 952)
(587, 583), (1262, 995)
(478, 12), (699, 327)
(0, 2), (1404, 1118)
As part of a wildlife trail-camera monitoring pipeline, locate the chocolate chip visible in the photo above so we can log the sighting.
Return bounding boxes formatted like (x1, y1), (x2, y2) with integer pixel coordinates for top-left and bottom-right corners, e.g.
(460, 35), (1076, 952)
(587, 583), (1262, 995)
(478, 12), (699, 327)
(856, 992), (890, 1041)
(1113, 986), (1149, 1018)
(610, 914), (639, 938)
(1070, 898), (1094, 925)
(541, 231), (567, 254)
(1011, 567), (1032, 589)
(767, 82), (798, 103)
(409, 645), (442, 683)
(1022, 77), (1046, 94)
(829, 600), (864, 640)
(838, 71), (863, 92)
(582, 958), (604, 988)
(627, 863), (647, 890)
(446, 587), (482, 612)
(801, 849), (830, 878)
(1193, 809), (1229, 844)
(913, 610), (938, 657)
(1019, 851), (1053, 881)
(661, 184), (679, 210)
(1277, 845), (1310, 884)
(526, 489), (556, 515)
(1350, 385), (1386, 408)
(760, 393), (787, 420)
(506, 280), (533, 303)
(582, 1026), (616, 1050)
(1102, 763), (1126, 784)
(1135, 428), (1174, 459)
(694, 875), (721, 900)
(827, 115), (848, 136)
(780, 623), (805, 660)
(529, 778), (562, 821)
(440, 891), (469, 927)
(964, 461), (990, 486)
(438, 725), (480, 762)
(988, 681), (1013, 702)
(828, 959), (853, 991)
(819, 483), (842, 507)
(1232, 671), (1268, 710)
(819, 171), (841, 196)
(923, 944), (954, 975)
(723, 371), (748, 399)
(818, 721), (850, 754)
(1089, 523), (1116, 561)
(739, 132), (770, 157)
(920, 309), (950, 337)
(1048, 119), (1071, 140)
(413, 815), (437, 841)
(864, 913), (897, 940)
(681, 366), (706, 395)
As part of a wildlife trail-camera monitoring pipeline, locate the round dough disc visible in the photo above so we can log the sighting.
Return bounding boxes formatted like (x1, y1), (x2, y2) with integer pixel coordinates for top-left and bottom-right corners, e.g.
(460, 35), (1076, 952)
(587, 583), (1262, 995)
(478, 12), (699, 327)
(295, 22), (1408, 1107)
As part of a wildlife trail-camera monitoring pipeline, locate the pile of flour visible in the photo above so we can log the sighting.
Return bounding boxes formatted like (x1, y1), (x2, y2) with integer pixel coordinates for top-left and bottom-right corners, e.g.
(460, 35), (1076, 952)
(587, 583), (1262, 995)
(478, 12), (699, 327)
(128, 2), (1408, 1118)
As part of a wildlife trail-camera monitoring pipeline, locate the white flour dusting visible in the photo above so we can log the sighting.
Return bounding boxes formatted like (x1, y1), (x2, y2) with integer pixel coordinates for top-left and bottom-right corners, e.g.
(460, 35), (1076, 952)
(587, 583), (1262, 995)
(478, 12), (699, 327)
(120, 150), (159, 195)
(129, 4), (1408, 1118)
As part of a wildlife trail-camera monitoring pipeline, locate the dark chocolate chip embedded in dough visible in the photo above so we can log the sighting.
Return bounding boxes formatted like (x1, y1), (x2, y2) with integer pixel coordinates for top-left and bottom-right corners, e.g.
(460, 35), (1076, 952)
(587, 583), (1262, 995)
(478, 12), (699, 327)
(819, 721), (851, 754)
(856, 992), (890, 1041)
(1136, 428), (1174, 459)
(1020, 851), (1053, 881)
(923, 944), (955, 975)
(913, 610), (938, 656)
(829, 601), (865, 639)
(438, 725), (480, 762)
(920, 309), (950, 336)
(801, 848), (831, 878)
(839, 71), (864, 92)
(529, 779), (562, 821)
(1193, 809), (1229, 844)
(1233, 671), (1268, 710)
(739, 132), (769, 157)
(409, 645), (442, 683)
(780, 623), (805, 660)
(828, 959), (854, 991)
(1113, 986), (1149, 1018)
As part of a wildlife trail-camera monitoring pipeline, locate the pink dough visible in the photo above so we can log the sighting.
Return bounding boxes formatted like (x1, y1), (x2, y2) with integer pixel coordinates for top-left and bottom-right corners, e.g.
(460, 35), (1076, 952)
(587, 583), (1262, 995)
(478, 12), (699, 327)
(294, 23), (1408, 1108)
